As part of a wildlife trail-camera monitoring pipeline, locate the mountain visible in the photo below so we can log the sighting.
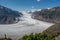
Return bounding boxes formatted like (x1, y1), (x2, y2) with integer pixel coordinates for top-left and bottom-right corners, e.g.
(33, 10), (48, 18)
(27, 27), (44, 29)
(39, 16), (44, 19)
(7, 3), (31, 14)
(0, 5), (22, 24)
(43, 24), (60, 36)
(43, 24), (60, 40)
(32, 6), (60, 23)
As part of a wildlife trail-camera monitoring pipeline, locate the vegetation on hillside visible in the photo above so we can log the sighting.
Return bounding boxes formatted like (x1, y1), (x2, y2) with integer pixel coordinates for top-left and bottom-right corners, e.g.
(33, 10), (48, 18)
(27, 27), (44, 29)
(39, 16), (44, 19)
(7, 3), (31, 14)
(21, 33), (55, 40)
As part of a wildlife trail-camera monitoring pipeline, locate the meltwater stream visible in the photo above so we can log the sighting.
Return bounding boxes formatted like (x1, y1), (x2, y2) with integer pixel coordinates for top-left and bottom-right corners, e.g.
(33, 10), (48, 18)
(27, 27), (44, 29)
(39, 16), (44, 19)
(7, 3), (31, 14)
(0, 11), (54, 40)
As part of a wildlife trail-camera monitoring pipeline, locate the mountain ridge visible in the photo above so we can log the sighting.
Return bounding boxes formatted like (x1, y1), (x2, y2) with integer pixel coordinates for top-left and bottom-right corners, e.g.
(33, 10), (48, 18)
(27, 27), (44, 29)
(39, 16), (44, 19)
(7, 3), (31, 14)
(32, 6), (60, 23)
(0, 5), (22, 24)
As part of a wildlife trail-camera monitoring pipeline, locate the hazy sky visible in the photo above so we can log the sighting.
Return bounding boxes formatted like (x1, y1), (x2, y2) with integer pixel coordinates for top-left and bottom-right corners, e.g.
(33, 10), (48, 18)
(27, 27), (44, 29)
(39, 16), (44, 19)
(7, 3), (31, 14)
(0, 0), (60, 11)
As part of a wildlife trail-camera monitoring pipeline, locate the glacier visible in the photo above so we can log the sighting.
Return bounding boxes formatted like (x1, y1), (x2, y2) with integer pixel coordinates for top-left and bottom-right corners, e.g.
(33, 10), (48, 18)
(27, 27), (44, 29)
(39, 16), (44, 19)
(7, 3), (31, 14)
(0, 11), (54, 40)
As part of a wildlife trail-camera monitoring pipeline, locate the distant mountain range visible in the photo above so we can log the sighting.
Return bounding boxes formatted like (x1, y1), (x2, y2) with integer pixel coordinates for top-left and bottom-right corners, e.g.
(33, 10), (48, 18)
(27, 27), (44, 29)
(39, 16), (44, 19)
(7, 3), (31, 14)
(0, 5), (22, 24)
(0, 5), (60, 24)
(32, 6), (60, 23)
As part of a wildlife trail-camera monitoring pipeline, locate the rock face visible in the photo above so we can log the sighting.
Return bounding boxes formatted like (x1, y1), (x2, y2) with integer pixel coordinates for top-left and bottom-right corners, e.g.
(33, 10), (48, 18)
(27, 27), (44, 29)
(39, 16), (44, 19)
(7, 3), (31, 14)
(43, 24), (60, 35)
(0, 5), (22, 24)
(32, 6), (60, 23)
(43, 24), (60, 40)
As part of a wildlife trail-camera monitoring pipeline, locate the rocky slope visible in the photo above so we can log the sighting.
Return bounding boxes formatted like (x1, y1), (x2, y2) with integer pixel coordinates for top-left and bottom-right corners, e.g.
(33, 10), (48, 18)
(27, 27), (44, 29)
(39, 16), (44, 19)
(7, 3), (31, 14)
(32, 6), (60, 23)
(43, 24), (60, 40)
(0, 5), (22, 24)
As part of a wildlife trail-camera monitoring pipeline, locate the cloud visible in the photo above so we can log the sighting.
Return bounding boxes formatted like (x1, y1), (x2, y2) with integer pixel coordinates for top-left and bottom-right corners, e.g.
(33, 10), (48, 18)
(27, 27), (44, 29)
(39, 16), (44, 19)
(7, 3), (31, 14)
(37, 9), (41, 11)
(47, 8), (50, 10)
(31, 9), (41, 12)
(32, 6), (34, 9)
(36, 0), (41, 2)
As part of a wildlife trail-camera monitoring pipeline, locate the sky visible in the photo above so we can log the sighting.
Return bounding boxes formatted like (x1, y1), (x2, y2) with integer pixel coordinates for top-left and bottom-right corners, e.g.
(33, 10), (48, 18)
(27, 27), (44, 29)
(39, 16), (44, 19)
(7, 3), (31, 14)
(0, 0), (60, 11)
